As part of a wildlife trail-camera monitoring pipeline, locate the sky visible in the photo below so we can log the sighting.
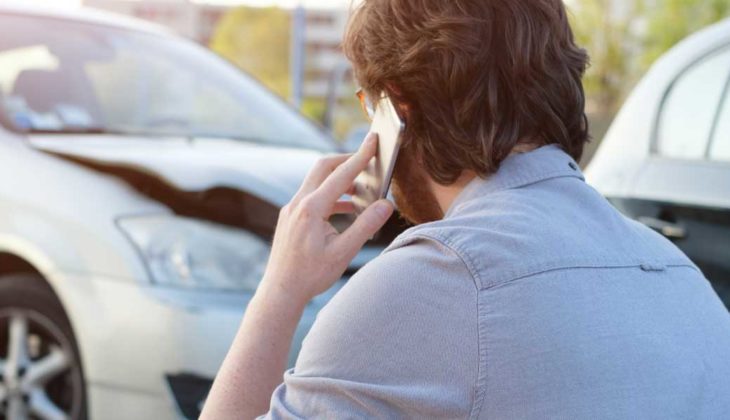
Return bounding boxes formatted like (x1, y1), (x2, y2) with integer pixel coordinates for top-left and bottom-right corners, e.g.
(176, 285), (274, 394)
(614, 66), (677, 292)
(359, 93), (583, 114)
(20, 0), (352, 9)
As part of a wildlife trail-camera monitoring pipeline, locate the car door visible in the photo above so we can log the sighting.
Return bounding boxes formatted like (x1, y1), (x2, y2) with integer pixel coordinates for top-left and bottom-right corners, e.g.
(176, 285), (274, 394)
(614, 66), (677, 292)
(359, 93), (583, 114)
(610, 44), (730, 308)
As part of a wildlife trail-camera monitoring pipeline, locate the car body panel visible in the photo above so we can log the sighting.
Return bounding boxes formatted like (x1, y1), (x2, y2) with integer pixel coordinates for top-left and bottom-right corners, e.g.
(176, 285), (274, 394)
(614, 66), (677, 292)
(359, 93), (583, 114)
(0, 138), (160, 280)
(586, 18), (730, 201)
(631, 157), (730, 209)
(52, 271), (346, 420)
(0, 129), (349, 418)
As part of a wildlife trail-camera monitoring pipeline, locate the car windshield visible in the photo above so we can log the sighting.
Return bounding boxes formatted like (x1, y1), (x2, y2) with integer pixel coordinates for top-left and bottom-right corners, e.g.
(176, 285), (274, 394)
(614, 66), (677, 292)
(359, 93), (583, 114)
(0, 13), (335, 151)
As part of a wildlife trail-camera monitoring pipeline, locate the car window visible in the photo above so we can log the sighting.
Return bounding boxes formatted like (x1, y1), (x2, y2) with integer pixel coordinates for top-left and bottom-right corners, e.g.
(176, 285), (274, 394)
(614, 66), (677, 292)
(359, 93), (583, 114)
(709, 84), (730, 162)
(84, 45), (251, 138)
(657, 47), (730, 160)
(0, 14), (335, 152)
(0, 46), (58, 93)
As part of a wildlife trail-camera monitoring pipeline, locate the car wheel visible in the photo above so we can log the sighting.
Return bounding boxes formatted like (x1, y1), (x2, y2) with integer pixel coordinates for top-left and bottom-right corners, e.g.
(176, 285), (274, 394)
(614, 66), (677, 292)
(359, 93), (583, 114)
(0, 274), (86, 420)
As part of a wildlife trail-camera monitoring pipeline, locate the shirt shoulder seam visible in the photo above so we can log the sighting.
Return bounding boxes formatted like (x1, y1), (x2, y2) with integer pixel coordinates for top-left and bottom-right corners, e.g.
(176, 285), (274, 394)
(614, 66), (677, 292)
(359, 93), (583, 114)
(387, 231), (482, 292)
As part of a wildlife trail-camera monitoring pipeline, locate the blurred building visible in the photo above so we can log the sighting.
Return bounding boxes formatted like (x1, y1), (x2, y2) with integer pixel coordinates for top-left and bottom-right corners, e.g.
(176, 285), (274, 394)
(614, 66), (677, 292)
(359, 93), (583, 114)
(300, 8), (349, 98)
(83, 0), (226, 44)
(83, 0), (350, 101)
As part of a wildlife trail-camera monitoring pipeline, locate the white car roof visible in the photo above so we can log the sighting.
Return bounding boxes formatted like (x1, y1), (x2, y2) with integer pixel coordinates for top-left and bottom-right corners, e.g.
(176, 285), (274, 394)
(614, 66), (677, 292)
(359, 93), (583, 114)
(586, 17), (730, 206)
(0, 1), (172, 36)
(661, 17), (730, 69)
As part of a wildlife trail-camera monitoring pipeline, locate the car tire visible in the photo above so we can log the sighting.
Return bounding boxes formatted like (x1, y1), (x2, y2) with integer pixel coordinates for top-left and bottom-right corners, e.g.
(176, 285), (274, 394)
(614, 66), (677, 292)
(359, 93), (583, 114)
(0, 273), (87, 420)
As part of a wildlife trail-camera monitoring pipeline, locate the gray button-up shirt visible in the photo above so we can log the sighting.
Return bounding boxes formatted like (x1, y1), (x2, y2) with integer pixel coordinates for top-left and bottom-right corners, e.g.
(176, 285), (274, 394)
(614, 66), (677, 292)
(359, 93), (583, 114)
(260, 145), (730, 419)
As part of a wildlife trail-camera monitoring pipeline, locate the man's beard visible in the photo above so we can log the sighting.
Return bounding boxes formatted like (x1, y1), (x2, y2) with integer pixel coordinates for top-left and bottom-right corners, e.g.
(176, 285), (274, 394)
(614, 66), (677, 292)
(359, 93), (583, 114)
(390, 143), (444, 225)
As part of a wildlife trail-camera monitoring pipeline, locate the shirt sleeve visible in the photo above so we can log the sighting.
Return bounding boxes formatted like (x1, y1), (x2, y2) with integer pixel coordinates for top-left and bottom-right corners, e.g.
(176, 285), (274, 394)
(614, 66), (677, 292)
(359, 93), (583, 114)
(256, 236), (480, 419)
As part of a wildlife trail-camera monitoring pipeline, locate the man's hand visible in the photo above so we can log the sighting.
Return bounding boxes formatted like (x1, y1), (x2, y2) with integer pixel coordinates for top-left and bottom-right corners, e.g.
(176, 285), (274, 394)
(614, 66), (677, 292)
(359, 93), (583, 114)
(200, 133), (394, 420)
(261, 132), (395, 306)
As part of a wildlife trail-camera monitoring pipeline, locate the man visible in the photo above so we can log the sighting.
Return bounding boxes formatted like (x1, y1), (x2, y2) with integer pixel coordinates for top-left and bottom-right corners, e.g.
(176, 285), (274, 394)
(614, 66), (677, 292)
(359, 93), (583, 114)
(202, 0), (730, 418)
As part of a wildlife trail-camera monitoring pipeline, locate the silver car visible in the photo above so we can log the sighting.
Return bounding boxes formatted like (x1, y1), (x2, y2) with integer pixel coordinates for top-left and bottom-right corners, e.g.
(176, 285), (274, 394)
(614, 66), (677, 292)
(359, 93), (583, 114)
(0, 4), (400, 419)
(587, 18), (730, 309)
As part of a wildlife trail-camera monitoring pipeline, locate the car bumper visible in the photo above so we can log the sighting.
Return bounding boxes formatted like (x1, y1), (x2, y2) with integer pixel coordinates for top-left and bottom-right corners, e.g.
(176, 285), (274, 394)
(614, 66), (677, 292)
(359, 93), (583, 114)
(51, 271), (345, 419)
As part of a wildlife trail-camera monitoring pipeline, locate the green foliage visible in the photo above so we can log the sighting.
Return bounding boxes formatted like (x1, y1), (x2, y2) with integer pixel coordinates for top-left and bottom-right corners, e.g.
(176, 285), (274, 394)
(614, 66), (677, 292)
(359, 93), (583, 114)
(301, 97), (326, 123)
(569, 0), (645, 115)
(331, 93), (369, 141)
(209, 6), (291, 99)
(641, 0), (730, 69)
(208, 7), (373, 141)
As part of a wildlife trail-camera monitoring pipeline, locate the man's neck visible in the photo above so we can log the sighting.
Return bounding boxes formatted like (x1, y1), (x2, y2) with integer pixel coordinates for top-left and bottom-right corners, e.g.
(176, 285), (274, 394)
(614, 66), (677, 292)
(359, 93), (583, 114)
(429, 143), (540, 215)
(430, 171), (477, 215)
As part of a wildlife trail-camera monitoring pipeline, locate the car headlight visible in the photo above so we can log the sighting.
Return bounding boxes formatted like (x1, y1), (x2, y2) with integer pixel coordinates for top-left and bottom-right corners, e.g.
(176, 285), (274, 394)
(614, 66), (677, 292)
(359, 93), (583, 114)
(118, 215), (269, 292)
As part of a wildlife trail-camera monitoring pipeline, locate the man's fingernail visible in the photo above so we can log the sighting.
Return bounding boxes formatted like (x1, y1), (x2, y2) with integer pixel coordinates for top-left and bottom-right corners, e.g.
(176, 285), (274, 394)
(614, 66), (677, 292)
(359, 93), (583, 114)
(366, 133), (377, 145)
(375, 201), (392, 218)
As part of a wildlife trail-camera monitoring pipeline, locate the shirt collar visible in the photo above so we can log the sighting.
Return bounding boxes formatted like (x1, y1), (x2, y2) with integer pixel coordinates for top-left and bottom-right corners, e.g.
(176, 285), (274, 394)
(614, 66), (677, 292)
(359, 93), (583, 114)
(444, 144), (585, 218)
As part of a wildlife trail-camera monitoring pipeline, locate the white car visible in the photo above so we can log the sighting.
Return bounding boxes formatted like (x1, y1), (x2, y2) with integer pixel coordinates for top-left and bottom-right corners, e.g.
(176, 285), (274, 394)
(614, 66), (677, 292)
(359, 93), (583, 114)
(587, 19), (730, 309)
(0, 4), (400, 419)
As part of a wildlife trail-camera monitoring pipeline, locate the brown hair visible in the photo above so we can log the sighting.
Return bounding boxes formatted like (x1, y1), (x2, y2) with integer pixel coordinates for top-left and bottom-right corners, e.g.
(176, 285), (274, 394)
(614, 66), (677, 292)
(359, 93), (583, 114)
(343, 0), (590, 184)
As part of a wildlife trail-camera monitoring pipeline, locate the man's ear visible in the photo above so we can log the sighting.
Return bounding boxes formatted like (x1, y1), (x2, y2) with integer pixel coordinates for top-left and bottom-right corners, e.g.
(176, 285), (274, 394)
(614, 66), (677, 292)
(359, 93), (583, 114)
(385, 82), (410, 119)
(397, 103), (410, 122)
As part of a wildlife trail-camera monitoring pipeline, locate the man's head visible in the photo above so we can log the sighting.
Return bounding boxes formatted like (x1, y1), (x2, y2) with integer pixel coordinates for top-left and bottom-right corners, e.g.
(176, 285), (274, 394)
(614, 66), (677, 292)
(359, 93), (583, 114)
(343, 0), (590, 224)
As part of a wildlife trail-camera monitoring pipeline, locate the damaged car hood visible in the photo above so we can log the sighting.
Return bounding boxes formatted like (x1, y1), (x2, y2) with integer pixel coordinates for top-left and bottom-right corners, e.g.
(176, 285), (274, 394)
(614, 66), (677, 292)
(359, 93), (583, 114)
(28, 134), (406, 270)
(29, 135), (323, 207)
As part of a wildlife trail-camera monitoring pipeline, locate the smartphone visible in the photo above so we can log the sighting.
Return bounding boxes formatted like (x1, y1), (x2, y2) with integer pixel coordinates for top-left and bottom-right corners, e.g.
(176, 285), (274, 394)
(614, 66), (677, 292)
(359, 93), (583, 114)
(352, 95), (406, 215)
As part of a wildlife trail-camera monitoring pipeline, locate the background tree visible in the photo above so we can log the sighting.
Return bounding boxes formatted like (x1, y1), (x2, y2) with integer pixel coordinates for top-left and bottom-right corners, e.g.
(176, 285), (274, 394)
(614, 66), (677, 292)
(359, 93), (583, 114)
(641, 0), (730, 69)
(570, 0), (643, 117)
(210, 6), (291, 99)
(209, 6), (330, 125)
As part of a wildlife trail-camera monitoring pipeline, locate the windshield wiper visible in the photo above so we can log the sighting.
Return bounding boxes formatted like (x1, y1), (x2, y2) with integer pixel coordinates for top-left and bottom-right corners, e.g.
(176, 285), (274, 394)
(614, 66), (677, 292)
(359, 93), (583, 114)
(24, 127), (126, 135)
(24, 127), (194, 139)
(22, 127), (332, 152)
